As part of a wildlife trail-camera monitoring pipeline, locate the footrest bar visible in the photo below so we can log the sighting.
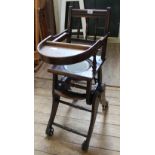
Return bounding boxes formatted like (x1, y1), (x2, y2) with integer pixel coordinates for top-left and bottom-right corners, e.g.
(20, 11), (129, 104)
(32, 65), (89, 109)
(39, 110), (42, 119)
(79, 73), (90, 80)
(59, 100), (91, 112)
(53, 122), (87, 137)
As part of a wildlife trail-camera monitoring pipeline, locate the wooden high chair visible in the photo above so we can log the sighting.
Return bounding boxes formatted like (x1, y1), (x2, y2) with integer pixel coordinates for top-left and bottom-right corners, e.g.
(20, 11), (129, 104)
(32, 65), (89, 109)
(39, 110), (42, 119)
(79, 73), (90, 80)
(37, 6), (111, 151)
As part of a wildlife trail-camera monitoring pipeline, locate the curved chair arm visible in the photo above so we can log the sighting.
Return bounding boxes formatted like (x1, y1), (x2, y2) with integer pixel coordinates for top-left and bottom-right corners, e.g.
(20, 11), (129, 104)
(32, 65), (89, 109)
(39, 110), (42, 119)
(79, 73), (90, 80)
(37, 33), (109, 65)
(52, 29), (69, 40)
(89, 33), (109, 56)
(39, 29), (69, 44)
(37, 30), (69, 50)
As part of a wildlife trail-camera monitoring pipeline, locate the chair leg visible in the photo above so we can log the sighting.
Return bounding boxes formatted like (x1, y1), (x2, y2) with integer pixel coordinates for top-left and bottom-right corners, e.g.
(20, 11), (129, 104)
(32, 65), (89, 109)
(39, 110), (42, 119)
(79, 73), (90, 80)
(46, 74), (60, 136)
(99, 84), (108, 111)
(82, 91), (100, 151)
(46, 95), (60, 136)
(97, 67), (108, 110)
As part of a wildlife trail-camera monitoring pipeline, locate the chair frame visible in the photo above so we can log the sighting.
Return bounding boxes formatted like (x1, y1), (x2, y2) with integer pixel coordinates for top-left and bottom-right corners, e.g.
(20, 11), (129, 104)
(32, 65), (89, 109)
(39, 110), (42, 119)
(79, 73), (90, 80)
(37, 6), (111, 151)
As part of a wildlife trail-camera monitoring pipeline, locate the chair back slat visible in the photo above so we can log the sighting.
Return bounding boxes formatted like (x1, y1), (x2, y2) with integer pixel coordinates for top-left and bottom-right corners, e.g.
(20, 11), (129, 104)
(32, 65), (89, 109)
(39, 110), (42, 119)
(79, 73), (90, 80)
(85, 18), (89, 40)
(93, 18), (98, 41)
(72, 9), (109, 17)
(67, 7), (111, 41)
(77, 22), (80, 38)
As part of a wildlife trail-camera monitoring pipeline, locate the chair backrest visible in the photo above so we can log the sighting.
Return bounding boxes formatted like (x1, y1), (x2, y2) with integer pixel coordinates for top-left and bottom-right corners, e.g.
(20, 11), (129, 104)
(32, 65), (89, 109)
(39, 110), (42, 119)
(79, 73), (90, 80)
(67, 6), (111, 60)
(67, 7), (111, 41)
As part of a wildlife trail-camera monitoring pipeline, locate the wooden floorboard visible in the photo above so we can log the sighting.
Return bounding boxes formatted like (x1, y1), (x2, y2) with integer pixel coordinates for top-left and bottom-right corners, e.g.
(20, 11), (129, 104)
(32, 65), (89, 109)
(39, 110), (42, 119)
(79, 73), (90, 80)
(102, 43), (120, 86)
(35, 112), (120, 137)
(34, 78), (120, 155)
(35, 150), (56, 155)
(35, 135), (120, 155)
(34, 100), (120, 125)
(35, 123), (119, 150)
(35, 95), (120, 115)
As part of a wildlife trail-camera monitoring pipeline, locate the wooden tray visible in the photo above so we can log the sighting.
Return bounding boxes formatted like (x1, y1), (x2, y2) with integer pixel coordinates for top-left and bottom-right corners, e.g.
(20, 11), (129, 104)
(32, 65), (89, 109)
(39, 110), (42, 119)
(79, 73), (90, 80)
(37, 40), (91, 65)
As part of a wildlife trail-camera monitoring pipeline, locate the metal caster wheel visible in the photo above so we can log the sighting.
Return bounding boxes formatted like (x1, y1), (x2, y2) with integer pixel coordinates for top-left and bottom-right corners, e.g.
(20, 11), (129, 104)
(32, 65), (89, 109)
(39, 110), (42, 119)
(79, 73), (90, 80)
(82, 140), (89, 151)
(102, 101), (108, 111)
(46, 126), (54, 136)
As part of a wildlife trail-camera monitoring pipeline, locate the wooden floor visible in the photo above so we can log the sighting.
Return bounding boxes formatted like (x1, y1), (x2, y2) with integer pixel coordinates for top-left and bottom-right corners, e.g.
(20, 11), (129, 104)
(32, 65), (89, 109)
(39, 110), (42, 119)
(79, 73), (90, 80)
(35, 43), (120, 87)
(34, 78), (120, 155)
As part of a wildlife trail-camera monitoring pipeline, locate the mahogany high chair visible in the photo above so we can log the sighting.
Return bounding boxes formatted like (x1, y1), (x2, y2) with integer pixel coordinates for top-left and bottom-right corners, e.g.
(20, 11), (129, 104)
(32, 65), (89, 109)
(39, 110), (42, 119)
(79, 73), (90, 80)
(37, 6), (111, 151)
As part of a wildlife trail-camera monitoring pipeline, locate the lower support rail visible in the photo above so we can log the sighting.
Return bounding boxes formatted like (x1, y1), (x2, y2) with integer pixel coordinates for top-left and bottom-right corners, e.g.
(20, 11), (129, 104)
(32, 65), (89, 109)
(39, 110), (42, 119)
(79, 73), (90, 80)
(53, 122), (87, 137)
(59, 100), (92, 112)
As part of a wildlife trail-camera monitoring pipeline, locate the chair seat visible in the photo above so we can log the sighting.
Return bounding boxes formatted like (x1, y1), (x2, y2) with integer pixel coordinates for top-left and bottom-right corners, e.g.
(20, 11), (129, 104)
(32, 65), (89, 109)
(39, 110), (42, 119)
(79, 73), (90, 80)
(64, 59), (91, 73)
(48, 56), (104, 80)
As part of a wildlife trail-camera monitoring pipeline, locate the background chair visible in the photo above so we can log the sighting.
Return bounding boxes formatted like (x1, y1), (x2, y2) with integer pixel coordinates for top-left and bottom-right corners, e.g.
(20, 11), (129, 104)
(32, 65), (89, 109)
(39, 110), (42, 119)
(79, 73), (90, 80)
(38, 6), (111, 151)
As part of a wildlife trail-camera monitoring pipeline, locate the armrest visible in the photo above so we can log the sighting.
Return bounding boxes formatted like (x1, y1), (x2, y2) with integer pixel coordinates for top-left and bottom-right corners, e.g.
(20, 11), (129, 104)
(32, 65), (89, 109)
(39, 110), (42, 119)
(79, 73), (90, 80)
(52, 32), (69, 42)
(52, 29), (69, 40)
(86, 33), (109, 56)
